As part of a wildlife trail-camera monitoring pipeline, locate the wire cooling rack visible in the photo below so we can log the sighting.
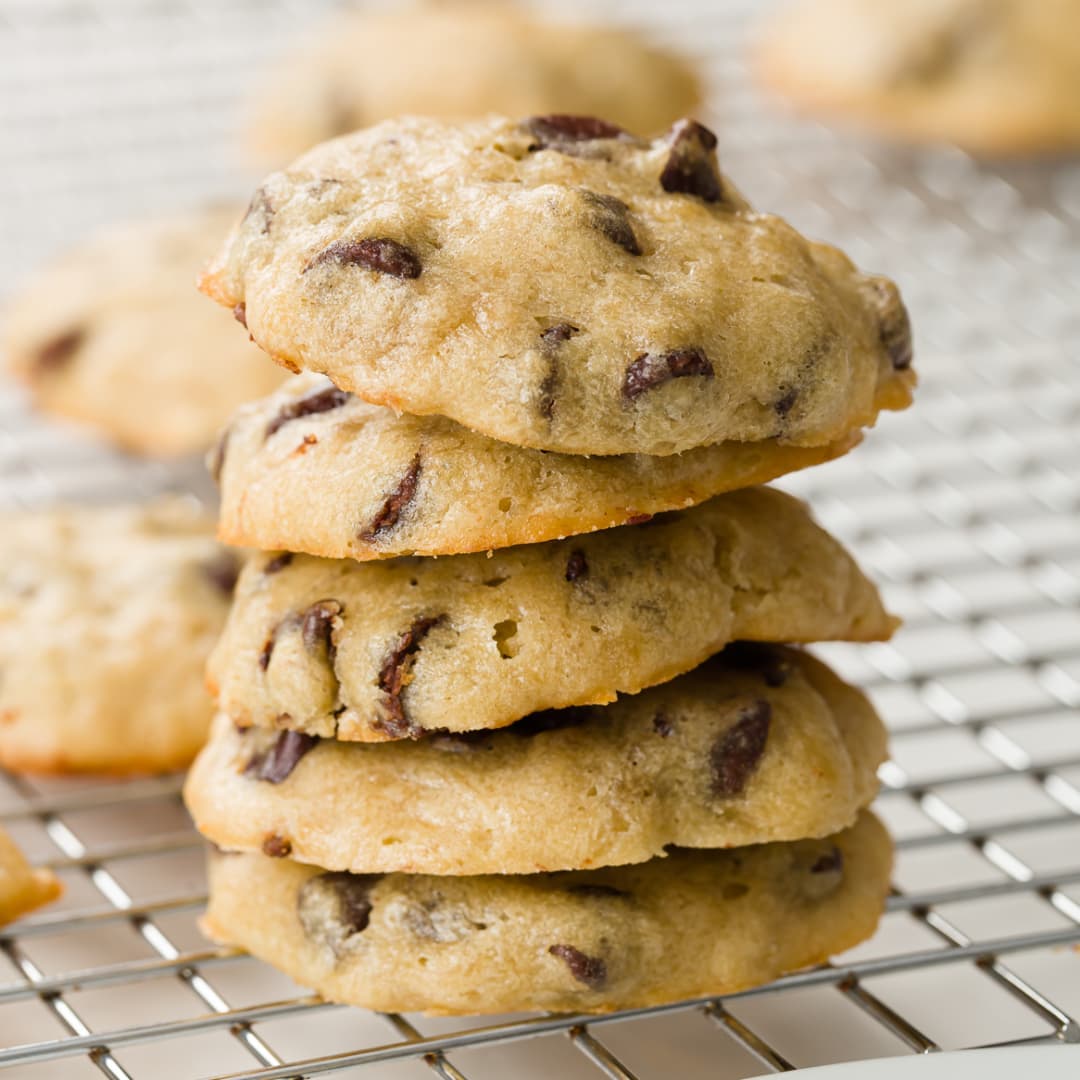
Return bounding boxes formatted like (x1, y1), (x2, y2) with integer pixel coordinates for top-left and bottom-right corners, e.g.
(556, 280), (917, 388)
(1, 1), (1079, 1076)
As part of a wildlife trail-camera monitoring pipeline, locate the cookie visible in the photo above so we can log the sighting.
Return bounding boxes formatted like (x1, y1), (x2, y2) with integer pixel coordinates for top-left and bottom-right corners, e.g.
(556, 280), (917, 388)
(200, 115), (915, 458)
(246, 3), (702, 166)
(215, 373), (860, 560)
(186, 645), (885, 875)
(0, 827), (61, 927)
(208, 486), (896, 743)
(203, 809), (891, 1015)
(5, 208), (285, 456)
(757, 0), (1080, 154)
(0, 498), (238, 774)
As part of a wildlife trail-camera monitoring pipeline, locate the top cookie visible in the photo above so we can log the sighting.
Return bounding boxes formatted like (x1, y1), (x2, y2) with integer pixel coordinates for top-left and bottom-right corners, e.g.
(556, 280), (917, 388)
(757, 0), (1080, 154)
(5, 208), (286, 456)
(201, 115), (915, 457)
(246, 2), (702, 165)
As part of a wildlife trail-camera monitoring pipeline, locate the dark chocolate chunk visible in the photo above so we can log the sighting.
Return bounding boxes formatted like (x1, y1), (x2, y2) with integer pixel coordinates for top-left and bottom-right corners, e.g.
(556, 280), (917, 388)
(376, 615), (444, 738)
(723, 642), (794, 688)
(579, 190), (641, 255)
(359, 454), (422, 542)
(549, 944), (607, 989)
(810, 846), (844, 875)
(265, 386), (351, 439)
(232, 303), (248, 329)
(710, 699), (771, 797)
(263, 552), (293, 575)
(305, 237), (421, 279)
(525, 114), (626, 148)
(35, 329), (83, 373)
(297, 871), (380, 956)
(623, 348), (714, 400)
(863, 277), (913, 371)
(653, 713), (674, 738)
(244, 186), (274, 235)
(262, 833), (292, 858)
(565, 549), (589, 582)
(659, 120), (724, 203)
(540, 322), (580, 349)
(245, 729), (319, 784)
(774, 386), (798, 418)
(201, 551), (241, 597)
(301, 599), (342, 656)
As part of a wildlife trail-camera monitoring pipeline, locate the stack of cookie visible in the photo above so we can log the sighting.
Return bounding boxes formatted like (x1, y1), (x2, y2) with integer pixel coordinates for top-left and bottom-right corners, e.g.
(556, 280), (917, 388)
(185, 114), (914, 1014)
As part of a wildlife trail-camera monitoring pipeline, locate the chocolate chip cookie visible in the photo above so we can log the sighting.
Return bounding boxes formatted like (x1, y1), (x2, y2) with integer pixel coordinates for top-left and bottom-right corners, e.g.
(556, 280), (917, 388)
(203, 809), (891, 1015)
(757, 0), (1080, 154)
(5, 208), (285, 456)
(200, 115), (915, 457)
(246, 3), (702, 165)
(186, 645), (885, 875)
(0, 499), (238, 774)
(0, 827), (61, 926)
(215, 373), (860, 560)
(208, 486), (896, 743)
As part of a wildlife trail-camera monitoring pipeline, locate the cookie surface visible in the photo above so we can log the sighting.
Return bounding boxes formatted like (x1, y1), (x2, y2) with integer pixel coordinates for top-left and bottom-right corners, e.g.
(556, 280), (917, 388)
(247, 3), (702, 165)
(0, 499), (238, 774)
(0, 827), (61, 927)
(201, 115), (915, 457)
(757, 0), (1080, 154)
(203, 810), (891, 1015)
(5, 208), (285, 456)
(187, 646), (886, 875)
(216, 373), (860, 560)
(208, 486), (896, 743)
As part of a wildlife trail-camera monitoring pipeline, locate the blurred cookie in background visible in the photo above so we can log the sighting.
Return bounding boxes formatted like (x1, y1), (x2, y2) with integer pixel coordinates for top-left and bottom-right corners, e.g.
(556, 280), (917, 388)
(4, 207), (285, 457)
(0, 498), (237, 775)
(0, 827), (61, 927)
(245, 1), (703, 166)
(756, 0), (1080, 155)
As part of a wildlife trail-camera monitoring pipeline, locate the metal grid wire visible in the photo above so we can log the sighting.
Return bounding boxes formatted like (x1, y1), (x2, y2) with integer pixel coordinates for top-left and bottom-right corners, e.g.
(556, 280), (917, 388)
(1, 0), (1079, 1076)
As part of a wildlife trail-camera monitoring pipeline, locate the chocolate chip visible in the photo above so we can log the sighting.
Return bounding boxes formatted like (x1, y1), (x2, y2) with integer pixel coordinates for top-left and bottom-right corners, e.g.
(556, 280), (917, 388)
(358, 454), (421, 542)
(262, 833), (292, 858)
(774, 386), (798, 418)
(710, 699), (771, 797)
(579, 190), (641, 255)
(549, 944), (607, 989)
(301, 599), (341, 656)
(724, 642), (794, 688)
(376, 615), (444, 738)
(653, 713), (674, 737)
(209, 426), (230, 485)
(232, 303), (248, 329)
(201, 551), (241, 596)
(244, 186), (274, 235)
(659, 120), (723, 203)
(626, 512), (654, 525)
(265, 386), (351, 439)
(623, 348), (714, 400)
(540, 323), (579, 349)
(35, 329), (83, 373)
(863, 277), (913, 371)
(258, 624), (279, 671)
(565, 549), (588, 582)
(245, 729), (319, 783)
(297, 871), (380, 956)
(525, 114), (626, 149)
(263, 552), (293, 575)
(811, 846), (844, 875)
(305, 237), (422, 279)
